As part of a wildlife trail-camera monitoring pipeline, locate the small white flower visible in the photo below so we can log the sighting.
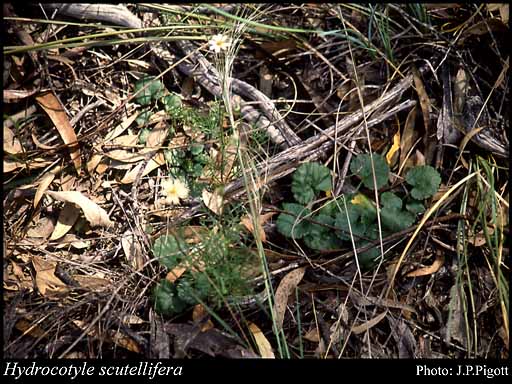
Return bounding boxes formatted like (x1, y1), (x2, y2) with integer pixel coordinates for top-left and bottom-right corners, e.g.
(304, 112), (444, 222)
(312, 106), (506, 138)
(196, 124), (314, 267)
(160, 178), (189, 205)
(208, 34), (231, 53)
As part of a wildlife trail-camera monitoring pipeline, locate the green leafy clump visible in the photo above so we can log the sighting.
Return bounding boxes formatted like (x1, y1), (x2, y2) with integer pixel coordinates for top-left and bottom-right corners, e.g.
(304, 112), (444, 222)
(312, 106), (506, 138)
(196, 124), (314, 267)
(134, 76), (165, 106)
(291, 162), (332, 204)
(350, 153), (389, 190)
(152, 227), (253, 316)
(405, 165), (441, 200)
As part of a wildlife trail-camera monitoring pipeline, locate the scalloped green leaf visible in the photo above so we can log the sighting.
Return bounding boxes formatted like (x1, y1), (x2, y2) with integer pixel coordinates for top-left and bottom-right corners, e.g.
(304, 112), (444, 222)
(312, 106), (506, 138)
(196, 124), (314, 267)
(380, 191), (402, 210)
(405, 165), (441, 200)
(406, 200), (425, 214)
(153, 279), (188, 316)
(381, 206), (415, 232)
(152, 234), (188, 269)
(276, 203), (311, 239)
(334, 203), (367, 241)
(303, 214), (340, 250)
(291, 162), (332, 204)
(134, 76), (165, 106)
(163, 94), (182, 112)
(350, 193), (377, 225)
(357, 245), (380, 270)
(350, 153), (389, 190)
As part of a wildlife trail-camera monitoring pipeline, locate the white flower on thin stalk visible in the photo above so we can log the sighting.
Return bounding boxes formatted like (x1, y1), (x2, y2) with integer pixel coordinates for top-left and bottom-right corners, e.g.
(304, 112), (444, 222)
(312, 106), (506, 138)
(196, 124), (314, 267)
(160, 178), (189, 205)
(208, 34), (231, 53)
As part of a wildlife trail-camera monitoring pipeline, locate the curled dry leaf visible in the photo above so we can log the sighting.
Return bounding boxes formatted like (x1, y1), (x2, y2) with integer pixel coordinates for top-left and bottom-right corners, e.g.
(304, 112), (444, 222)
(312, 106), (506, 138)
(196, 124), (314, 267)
(50, 202), (80, 240)
(248, 322), (275, 358)
(35, 91), (81, 173)
(273, 266), (306, 332)
(351, 310), (388, 335)
(406, 251), (445, 277)
(45, 190), (113, 228)
(34, 167), (61, 207)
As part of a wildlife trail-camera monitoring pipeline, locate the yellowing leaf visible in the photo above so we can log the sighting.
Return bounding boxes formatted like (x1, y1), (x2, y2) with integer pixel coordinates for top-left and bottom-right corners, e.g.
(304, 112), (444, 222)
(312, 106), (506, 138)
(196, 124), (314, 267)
(386, 129), (401, 166)
(50, 202), (80, 240)
(273, 267), (306, 331)
(35, 91), (81, 173)
(249, 322), (275, 358)
(45, 190), (113, 228)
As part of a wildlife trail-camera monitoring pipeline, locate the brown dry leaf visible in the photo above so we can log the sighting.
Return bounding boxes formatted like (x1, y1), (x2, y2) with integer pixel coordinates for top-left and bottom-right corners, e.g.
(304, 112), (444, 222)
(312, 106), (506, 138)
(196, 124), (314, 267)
(351, 310), (388, 335)
(412, 68), (433, 162)
(32, 256), (69, 298)
(34, 169), (57, 207)
(487, 4), (509, 23)
(460, 18), (508, 41)
(26, 216), (55, 239)
(121, 314), (145, 325)
(35, 91), (81, 173)
(45, 190), (113, 228)
(60, 174), (76, 192)
(468, 226), (496, 247)
(120, 151), (165, 184)
(273, 267), (306, 332)
(121, 231), (145, 270)
(3, 88), (38, 103)
(54, 234), (91, 249)
(50, 202), (80, 240)
(88, 112), (139, 173)
(72, 320), (140, 353)
(15, 319), (47, 339)
(414, 149), (425, 167)
(248, 322), (275, 358)
(240, 212), (276, 242)
(9, 261), (33, 292)
(4, 158), (51, 173)
(192, 304), (215, 332)
(104, 134), (144, 163)
(303, 327), (321, 343)
(4, 126), (23, 154)
(72, 275), (110, 292)
(105, 111), (140, 142)
(202, 189), (224, 215)
(146, 120), (169, 148)
(32, 130), (57, 150)
(406, 251), (445, 277)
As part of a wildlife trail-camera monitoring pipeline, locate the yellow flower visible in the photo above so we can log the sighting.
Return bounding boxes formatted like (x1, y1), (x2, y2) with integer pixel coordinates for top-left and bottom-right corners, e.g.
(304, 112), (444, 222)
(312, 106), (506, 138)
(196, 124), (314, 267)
(208, 34), (231, 53)
(160, 178), (189, 205)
